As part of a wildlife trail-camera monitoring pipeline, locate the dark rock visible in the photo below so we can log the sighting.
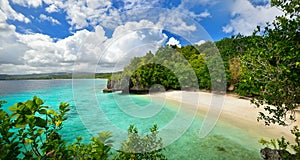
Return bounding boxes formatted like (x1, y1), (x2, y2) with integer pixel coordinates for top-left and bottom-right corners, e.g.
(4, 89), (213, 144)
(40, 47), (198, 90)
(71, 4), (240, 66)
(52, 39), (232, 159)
(128, 89), (149, 94)
(260, 147), (295, 160)
(103, 88), (113, 93)
(107, 80), (113, 89)
(260, 148), (282, 160)
(102, 88), (120, 93)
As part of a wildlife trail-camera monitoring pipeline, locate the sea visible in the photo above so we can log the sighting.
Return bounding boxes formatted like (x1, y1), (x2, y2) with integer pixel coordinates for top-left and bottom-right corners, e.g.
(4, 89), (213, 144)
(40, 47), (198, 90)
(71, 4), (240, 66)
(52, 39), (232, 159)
(0, 79), (262, 160)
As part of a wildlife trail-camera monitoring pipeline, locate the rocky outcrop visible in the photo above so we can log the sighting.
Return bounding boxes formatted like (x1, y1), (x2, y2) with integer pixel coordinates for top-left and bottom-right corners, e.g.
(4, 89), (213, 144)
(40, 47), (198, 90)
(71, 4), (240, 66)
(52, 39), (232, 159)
(260, 147), (295, 160)
(102, 88), (119, 93)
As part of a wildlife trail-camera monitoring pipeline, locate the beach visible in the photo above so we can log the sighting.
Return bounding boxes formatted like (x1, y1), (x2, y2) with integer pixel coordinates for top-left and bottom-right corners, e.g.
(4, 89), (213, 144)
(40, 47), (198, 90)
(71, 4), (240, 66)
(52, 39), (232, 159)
(147, 90), (299, 143)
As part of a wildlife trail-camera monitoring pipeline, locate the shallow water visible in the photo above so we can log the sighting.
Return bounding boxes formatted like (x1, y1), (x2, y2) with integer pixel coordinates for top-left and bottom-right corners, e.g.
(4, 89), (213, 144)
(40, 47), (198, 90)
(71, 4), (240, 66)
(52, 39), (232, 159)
(0, 79), (262, 159)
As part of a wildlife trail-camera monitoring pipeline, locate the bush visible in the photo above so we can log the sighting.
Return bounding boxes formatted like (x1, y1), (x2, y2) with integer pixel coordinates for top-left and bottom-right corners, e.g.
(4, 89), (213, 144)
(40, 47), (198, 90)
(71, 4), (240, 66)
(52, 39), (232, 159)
(0, 97), (166, 159)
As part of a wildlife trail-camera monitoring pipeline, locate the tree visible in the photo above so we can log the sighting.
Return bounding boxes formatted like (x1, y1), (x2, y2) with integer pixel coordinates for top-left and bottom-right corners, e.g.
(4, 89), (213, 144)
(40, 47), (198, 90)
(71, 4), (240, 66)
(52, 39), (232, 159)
(240, 0), (299, 158)
(114, 125), (166, 160)
(242, 0), (300, 126)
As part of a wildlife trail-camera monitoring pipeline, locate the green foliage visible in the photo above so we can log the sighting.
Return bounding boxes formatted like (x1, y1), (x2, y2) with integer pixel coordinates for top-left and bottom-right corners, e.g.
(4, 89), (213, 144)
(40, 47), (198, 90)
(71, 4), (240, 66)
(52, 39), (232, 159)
(259, 126), (300, 159)
(110, 44), (225, 91)
(244, 1), (300, 159)
(0, 96), (70, 159)
(131, 63), (180, 90)
(114, 124), (167, 160)
(0, 100), (21, 159)
(237, 0), (300, 126)
(66, 132), (113, 159)
(0, 97), (112, 159)
(0, 97), (166, 159)
(108, 37), (259, 93)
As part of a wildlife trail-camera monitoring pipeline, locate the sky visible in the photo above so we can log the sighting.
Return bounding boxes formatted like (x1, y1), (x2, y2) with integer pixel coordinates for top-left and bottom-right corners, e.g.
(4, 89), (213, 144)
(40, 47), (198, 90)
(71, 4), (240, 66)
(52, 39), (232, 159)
(0, 0), (283, 74)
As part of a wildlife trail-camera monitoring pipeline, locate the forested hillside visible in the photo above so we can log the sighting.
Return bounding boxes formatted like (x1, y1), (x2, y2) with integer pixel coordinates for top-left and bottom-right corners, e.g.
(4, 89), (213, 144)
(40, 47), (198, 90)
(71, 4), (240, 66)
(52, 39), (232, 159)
(107, 35), (262, 96)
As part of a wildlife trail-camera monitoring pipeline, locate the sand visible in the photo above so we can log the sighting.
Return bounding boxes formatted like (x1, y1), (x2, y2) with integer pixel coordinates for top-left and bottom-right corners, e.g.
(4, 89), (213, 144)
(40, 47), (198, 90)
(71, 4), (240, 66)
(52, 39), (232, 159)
(147, 90), (299, 143)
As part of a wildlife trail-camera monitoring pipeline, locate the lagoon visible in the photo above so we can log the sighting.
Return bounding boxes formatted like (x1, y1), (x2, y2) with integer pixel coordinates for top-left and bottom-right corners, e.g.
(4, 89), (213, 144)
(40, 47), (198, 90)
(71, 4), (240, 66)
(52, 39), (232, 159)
(0, 79), (262, 159)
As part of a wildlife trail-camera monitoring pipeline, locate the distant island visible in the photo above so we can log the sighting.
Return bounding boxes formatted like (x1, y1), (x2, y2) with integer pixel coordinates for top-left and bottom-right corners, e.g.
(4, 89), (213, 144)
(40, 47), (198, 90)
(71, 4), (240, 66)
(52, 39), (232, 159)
(0, 72), (116, 80)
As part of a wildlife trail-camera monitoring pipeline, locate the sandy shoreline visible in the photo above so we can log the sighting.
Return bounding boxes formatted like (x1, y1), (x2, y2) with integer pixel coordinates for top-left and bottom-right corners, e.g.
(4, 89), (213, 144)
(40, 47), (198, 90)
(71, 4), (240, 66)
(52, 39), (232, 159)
(145, 90), (299, 143)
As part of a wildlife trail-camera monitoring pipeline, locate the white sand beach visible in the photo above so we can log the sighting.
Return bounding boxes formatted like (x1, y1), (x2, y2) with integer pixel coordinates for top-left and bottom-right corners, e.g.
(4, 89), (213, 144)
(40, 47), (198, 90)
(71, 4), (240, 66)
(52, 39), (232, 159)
(147, 90), (299, 143)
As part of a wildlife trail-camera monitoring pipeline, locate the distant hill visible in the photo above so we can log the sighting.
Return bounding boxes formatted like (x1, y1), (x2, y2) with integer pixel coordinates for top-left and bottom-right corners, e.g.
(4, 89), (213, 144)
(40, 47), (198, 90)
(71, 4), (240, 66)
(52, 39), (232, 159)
(0, 72), (118, 80)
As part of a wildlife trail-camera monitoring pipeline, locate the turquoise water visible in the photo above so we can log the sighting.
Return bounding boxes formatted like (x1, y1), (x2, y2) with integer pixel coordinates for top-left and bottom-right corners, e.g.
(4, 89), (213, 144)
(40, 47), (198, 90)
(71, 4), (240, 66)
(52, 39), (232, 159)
(0, 79), (262, 159)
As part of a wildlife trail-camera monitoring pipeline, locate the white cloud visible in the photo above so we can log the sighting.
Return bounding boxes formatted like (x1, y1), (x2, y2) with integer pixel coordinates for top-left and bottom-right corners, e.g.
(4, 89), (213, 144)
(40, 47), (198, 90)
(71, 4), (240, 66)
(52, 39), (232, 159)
(157, 11), (197, 33)
(119, 0), (160, 10)
(195, 40), (206, 45)
(0, 10), (28, 69)
(43, 0), (64, 13)
(198, 10), (211, 18)
(192, 0), (220, 5)
(0, 8), (8, 22)
(112, 20), (160, 38)
(45, 4), (59, 13)
(18, 33), (69, 67)
(7, 0), (213, 33)
(98, 20), (167, 72)
(43, 0), (120, 30)
(62, 0), (118, 30)
(172, 0), (215, 22)
(0, 24), (107, 74)
(166, 37), (181, 48)
(42, 0), (162, 31)
(39, 14), (61, 25)
(11, 0), (42, 8)
(0, 0), (217, 74)
(17, 26), (107, 70)
(178, 0), (219, 8)
(0, 64), (40, 75)
(0, 18), (168, 74)
(222, 0), (283, 35)
(0, 0), (30, 23)
(222, 25), (233, 33)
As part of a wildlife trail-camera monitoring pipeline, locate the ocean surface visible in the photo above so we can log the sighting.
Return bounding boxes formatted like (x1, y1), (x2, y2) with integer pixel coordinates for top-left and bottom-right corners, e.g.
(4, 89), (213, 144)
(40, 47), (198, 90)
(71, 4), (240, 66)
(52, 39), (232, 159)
(0, 79), (262, 160)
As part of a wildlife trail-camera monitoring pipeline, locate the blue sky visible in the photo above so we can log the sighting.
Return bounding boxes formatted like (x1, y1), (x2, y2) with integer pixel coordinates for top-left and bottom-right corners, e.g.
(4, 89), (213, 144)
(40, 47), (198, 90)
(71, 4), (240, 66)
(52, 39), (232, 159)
(0, 0), (283, 74)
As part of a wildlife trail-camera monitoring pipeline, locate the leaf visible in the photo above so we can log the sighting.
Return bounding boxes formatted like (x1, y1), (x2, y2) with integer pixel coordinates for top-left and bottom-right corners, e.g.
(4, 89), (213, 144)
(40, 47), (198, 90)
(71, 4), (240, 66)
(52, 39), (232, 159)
(25, 100), (34, 108)
(35, 98), (43, 106)
(25, 139), (34, 143)
(25, 115), (34, 121)
(258, 138), (269, 146)
(15, 123), (26, 128)
(8, 106), (17, 112)
(59, 103), (69, 110)
(36, 128), (44, 136)
(47, 110), (56, 115)
(38, 109), (47, 114)
(35, 117), (47, 128)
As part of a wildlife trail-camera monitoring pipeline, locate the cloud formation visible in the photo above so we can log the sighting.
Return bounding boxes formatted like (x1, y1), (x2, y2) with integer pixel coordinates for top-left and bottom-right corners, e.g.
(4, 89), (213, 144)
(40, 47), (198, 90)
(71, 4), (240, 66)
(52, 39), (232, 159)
(0, 0), (30, 23)
(11, 0), (42, 8)
(39, 14), (61, 25)
(0, 16), (167, 74)
(0, 9), (28, 67)
(0, 0), (208, 74)
(0, 0), (285, 74)
(222, 0), (283, 35)
(166, 37), (181, 48)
